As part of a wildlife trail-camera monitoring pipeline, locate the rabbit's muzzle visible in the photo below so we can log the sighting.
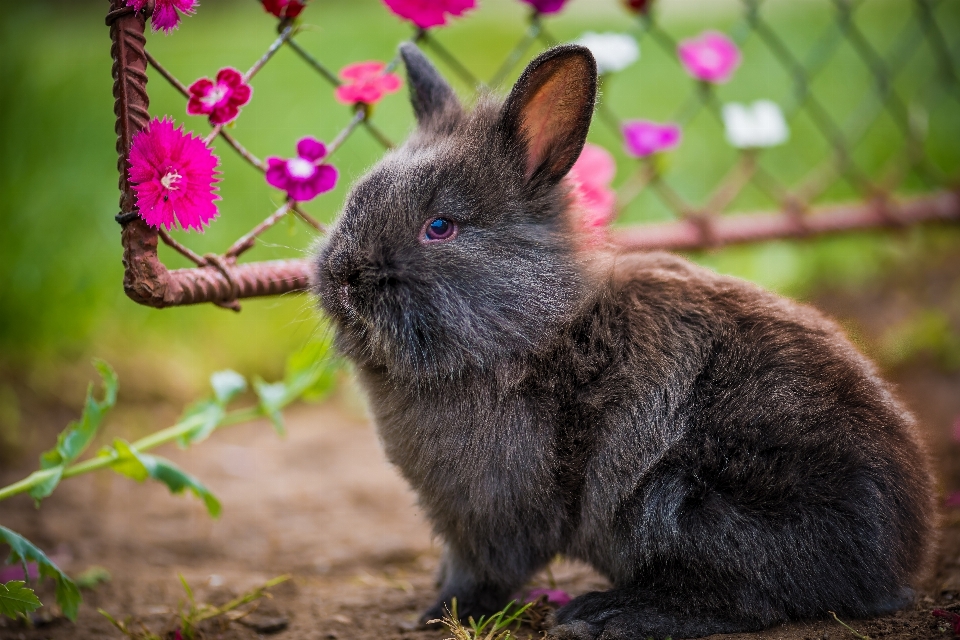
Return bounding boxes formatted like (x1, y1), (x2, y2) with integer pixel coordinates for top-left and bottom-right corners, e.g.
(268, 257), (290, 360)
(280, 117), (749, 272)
(316, 245), (363, 321)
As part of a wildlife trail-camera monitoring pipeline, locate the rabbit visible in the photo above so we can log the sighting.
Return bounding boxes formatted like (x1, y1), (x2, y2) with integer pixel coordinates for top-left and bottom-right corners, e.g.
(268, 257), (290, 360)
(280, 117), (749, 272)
(312, 42), (936, 639)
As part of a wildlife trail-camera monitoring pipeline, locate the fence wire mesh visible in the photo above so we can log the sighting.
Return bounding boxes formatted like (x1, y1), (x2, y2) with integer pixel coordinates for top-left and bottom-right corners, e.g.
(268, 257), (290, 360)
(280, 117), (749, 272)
(107, 0), (960, 310)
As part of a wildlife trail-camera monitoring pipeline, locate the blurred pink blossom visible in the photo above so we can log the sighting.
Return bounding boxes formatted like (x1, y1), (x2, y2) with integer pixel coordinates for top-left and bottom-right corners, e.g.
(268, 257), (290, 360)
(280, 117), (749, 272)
(187, 68), (252, 126)
(126, 0), (197, 34)
(519, 0), (569, 14)
(261, 0), (307, 19)
(265, 137), (338, 202)
(0, 562), (39, 583)
(569, 143), (617, 228)
(382, 0), (476, 28)
(622, 120), (681, 157)
(525, 588), (572, 607)
(677, 31), (741, 84)
(128, 117), (220, 232)
(334, 62), (403, 105)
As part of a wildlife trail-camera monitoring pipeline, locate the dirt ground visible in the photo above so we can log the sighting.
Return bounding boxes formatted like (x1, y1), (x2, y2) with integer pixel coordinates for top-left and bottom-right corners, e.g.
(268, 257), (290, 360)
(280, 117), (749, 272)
(2, 246), (960, 640)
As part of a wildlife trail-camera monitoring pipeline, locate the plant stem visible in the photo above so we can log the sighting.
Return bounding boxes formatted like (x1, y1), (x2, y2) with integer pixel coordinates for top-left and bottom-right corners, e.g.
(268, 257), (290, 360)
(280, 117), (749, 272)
(0, 407), (264, 502)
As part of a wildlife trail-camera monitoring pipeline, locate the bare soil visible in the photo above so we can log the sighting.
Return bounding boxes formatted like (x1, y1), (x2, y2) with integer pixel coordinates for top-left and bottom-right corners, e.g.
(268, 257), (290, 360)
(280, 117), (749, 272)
(2, 250), (960, 640)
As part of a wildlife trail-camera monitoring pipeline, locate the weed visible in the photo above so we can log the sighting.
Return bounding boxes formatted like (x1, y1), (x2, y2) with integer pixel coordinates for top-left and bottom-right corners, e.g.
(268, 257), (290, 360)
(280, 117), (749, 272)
(430, 598), (534, 640)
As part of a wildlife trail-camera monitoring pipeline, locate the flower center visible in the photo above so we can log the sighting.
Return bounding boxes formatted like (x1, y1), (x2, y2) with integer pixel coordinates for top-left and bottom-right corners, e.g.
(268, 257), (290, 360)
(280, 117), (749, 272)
(160, 169), (183, 190)
(287, 157), (317, 179)
(202, 84), (229, 107)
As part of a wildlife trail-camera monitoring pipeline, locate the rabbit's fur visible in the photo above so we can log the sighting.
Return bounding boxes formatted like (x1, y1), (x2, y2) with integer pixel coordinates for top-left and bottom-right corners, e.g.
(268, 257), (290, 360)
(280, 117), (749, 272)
(313, 43), (936, 639)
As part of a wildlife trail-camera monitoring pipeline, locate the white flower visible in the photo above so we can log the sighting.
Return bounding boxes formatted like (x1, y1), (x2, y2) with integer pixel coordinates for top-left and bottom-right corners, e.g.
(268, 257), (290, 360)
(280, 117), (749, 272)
(574, 32), (640, 75)
(722, 100), (789, 149)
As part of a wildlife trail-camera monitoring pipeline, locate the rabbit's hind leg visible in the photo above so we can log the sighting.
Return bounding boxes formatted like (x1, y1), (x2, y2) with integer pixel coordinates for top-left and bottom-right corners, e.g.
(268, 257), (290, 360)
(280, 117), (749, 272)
(548, 588), (760, 640)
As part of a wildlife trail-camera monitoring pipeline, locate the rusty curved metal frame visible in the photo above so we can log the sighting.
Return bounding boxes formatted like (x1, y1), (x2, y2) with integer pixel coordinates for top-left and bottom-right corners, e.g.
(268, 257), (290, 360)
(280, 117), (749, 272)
(107, 1), (960, 310)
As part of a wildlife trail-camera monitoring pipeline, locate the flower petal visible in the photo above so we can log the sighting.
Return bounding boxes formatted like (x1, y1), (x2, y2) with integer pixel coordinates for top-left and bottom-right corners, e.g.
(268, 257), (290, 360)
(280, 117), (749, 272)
(216, 67), (244, 88)
(151, 2), (182, 33)
(265, 157), (292, 190)
(340, 61), (387, 81)
(297, 137), (327, 162)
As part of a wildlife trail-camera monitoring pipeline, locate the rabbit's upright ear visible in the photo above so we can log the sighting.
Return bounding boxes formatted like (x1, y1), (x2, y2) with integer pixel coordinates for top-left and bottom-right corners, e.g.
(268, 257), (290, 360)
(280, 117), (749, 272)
(499, 45), (597, 189)
(399, 42), (462, 130)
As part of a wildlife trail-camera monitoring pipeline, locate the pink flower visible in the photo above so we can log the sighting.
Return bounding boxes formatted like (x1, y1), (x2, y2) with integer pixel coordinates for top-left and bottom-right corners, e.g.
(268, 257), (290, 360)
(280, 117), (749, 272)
(933, 609), (960, 635)
(187, 68), (252, 126)
(334, 62), (403, 106)
(128, 117), (220, 231)
(568, 143), (616, 228)
(677, 31), (741, 84)
(126, 0), (197, 34)
(265, 137), (338, 202)
(525, 588), (572, 607)
(382, 0), (476, 28)
(519, 0), (569, 13)
(262, 0), (307, 19)
(0, 562), (39, 583)
(622, 120), (682, 157)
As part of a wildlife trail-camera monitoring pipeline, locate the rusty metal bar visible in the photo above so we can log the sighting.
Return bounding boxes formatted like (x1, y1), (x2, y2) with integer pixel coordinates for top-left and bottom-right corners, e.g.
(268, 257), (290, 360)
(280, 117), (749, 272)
(613, 190), (960, 251)
(108, 1), (312, 309)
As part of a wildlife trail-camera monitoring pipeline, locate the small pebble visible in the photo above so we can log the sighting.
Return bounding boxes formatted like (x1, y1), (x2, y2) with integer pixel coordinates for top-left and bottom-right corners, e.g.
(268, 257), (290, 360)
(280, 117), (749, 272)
(238, 614), (289, 634)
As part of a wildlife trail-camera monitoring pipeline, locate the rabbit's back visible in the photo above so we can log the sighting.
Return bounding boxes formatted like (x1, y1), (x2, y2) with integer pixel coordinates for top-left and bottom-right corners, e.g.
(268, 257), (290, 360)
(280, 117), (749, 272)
(561, 250), (935, 624)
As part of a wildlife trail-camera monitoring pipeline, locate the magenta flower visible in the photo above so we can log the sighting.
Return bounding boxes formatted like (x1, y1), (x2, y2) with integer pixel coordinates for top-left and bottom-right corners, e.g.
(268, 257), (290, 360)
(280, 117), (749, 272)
(934, 609), (960, 635)
(261, 0), (307, 19)
(187, 68), (252, 126)
(622, 120), (682, 157)
(126, 0), (197, 34)
(525, 588), (572, 607)
(128, 117), (220, 231)
(334, 62), (403, 106)
(519, 0), (569, 14)
(382, 0), (476, 28)
(265, 137), (338, 202)
(677, 31), (741, 84)
(568, 143), (617, 229)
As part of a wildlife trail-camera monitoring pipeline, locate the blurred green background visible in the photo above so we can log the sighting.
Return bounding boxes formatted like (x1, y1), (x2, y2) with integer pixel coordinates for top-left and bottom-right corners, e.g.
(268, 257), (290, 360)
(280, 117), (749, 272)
(0, 0), (958, 402)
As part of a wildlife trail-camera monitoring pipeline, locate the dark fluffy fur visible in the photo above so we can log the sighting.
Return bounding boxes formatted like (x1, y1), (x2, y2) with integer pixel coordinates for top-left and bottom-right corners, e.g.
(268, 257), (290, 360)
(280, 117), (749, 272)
(313, 43), (936, 639)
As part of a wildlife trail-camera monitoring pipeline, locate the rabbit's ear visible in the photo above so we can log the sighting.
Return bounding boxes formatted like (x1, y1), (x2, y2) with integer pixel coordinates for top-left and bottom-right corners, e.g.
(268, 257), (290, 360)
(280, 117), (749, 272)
(499, 45), (597, 188)
(400, 42), (462, 129)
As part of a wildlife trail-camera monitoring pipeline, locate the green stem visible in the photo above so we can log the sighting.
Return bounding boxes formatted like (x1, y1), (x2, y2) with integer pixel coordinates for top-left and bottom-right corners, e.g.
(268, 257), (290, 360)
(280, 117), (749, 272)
(0, 406), (265, 502)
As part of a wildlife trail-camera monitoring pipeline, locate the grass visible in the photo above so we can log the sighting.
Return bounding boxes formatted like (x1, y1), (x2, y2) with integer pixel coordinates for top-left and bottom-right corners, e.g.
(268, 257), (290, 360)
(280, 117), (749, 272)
(0, 0), (957, 393)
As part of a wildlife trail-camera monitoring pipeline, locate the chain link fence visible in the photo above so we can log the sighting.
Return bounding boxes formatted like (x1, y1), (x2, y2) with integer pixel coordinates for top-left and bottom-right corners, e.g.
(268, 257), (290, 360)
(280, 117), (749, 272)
(106, 0), (960, 310)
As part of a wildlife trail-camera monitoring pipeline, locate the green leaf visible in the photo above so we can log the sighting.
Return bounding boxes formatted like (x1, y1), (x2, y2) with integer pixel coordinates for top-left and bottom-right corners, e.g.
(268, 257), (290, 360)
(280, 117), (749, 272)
(105, 439), (149, 482)
(175, 399), (225, 448)
(139, 454), (221, 518)
(26, 466), (63, 504)
(0, 526), (81, 620)
(253, 378), (287, 436)
(210, 370), (247, 405)
(31, 360), (118, 503)
(100, 441), (221, 518)
(284, 339), (339, 402)
(0, 580), (41, 619)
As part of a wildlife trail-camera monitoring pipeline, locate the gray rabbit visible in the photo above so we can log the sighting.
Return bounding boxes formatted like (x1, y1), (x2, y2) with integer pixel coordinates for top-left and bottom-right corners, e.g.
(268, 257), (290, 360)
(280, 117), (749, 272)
(313, 43), (935, 639)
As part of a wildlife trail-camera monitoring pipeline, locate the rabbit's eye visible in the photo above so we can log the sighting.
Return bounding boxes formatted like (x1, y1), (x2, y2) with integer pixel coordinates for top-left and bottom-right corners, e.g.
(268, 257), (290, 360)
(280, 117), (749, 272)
(422, 217), (457, 243)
